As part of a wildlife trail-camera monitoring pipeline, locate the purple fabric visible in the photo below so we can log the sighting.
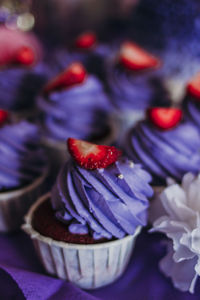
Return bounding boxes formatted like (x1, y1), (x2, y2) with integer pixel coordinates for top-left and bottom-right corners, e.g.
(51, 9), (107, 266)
(0, 229), (200, 299)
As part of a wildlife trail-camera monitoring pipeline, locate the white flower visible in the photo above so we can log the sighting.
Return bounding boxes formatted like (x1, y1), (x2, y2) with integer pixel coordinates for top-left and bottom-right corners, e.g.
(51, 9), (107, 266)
(151, 173), (200, 293)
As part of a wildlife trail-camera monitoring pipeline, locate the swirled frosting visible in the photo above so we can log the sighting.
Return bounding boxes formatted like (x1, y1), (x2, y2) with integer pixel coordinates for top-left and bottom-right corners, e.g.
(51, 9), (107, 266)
(51, 157), (153, 239)
(106, 64), (169, 111)
(124, 121), (200, 184)
(0, 67), (47, 111)
(0, 121), (47, 191)
(38, 75), (111, 140)
(184, 98), (200, 129)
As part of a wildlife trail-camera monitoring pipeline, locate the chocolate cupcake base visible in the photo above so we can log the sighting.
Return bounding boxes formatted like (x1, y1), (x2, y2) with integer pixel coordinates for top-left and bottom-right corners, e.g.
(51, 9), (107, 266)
(33, 196), (109, 245)
(22, 193), (141, 289)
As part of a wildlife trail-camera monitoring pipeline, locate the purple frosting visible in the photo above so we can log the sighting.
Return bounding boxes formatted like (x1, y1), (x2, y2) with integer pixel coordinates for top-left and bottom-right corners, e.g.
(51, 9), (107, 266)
(38, 75), (112, 141)
(124, 120), (200, 184)
(184, 98), (200, 129)
(45, 45), (112, 80)
(0, 66), (47, 111)
(51, 157), (153, 240)
(0, 121), (46, 191)
(106, 62), (170, 110)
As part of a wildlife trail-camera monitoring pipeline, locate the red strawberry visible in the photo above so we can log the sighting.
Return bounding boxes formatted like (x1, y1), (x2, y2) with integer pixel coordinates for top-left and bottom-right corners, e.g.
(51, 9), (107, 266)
(147, 107), (183, 130)
(0, 110), (9, 126)
(187, 72), (200, 99)
(44, 63), (87, 93)
(67, 138), (122, 170)
(119, 41), (160, 71)
(14, 46), (35, 66)
(75, 31), (97, 49)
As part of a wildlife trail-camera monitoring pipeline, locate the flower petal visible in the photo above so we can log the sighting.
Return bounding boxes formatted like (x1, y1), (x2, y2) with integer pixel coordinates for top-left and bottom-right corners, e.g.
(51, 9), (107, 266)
(160, 242), (198, 293)
(191, 227), (200, 255)
(161, 186), (196, 222)
(151, 172), (200, 293)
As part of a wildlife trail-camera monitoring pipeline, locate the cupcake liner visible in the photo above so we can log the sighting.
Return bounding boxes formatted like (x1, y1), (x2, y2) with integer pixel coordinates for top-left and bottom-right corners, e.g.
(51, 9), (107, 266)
(111, 109), (145, 146)
(148, 185), (165, 224)
(22, 193), (141, 290)
(0, 168), (48, 233)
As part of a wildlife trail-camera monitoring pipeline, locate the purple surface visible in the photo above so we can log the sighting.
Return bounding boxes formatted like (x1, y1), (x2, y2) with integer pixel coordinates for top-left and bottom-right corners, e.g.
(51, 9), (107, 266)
(0, 229), (200, 299)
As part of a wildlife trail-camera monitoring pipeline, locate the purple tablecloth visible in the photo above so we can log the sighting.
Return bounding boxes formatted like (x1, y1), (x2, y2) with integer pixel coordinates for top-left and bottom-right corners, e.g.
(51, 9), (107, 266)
(0, 229), (199, 300)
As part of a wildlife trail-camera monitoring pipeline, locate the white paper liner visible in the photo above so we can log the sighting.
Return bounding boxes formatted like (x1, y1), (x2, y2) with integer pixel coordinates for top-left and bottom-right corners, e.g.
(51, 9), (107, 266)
(0, 168), (48, 233)
(148, 185), (165, 224)
(111, 109), (145, 146)
(22, 193), (141, 289)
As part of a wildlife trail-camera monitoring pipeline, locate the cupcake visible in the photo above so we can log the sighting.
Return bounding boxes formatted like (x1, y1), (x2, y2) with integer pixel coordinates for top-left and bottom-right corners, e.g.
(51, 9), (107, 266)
(46, 31), (113, 80)
(37, 62), (113, 172)
(0, 112), (48, 232)
(183, 71), (200, 130)
(124, 107), (200, 186)
(23, 138), (153, 289)
(0, 27), (47, 118)
(0, 26), (42, 65)
(106, 41), (170, 142)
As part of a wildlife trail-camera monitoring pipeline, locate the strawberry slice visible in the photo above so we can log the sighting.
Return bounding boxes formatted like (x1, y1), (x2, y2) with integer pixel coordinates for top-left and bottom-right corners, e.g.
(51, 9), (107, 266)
(75, 31), (97, 49)
(14, 46), (35, 66)
(119, 41), (160, 71)
(0, 110), (9, 126)
(44, 62), (87, 93)
(67, 138), (122, 170)
(147, 107), (183, 130)
(187, 72), (200, 99)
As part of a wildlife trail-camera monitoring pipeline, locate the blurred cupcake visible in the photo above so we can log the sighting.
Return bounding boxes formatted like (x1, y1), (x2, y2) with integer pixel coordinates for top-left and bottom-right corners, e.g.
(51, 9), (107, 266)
(0, 112), (48, 232)
(106, 41), (170, 142)
(183, 71), (200, 130)
(46, 31), (114, 80)
(37, 62), (113, 172)
(0, 26), (48, 118)
(124, 107), (200, 186)
(23, 138), (153, 289)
